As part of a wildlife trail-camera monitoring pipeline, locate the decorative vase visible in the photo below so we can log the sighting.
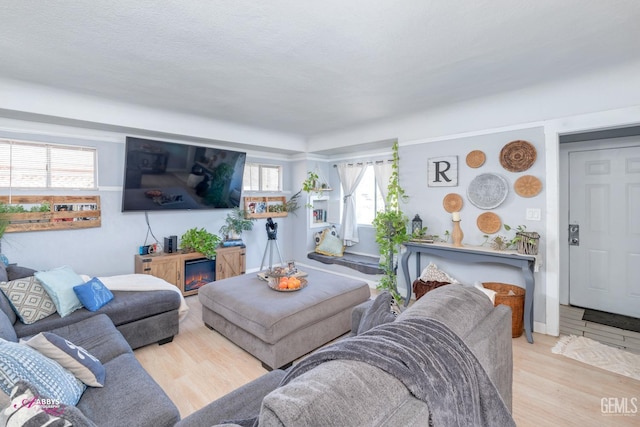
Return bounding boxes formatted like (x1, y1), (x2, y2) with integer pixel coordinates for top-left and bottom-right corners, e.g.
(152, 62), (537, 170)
(451, 220), (464, 247)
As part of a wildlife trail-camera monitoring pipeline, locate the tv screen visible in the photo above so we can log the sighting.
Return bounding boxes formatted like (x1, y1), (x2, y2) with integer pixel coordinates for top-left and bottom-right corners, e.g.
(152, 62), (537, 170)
(122, 137), (246, 212)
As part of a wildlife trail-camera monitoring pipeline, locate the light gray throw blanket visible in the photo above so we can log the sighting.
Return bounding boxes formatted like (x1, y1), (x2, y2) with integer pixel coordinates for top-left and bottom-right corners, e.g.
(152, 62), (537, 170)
(233, 317), (514, 426)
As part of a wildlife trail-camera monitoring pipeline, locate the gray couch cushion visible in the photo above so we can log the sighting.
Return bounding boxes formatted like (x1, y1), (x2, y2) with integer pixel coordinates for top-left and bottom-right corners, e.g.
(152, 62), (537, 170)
(45, 313), (132, 364)
(260, 360), (429, 426)
(76, 353), (180, 427)
(396, 283), (493, 338)
(0, 262), (7, 282)
(0, 284), (17, 326)
(100, 290), (180, 325)
(0, 308), (17, 342)
(6, 265), (37, 281)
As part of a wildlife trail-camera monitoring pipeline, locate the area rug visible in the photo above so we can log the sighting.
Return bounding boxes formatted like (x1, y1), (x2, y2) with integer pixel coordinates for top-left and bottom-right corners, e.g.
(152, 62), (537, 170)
(552, 335), (640, 381)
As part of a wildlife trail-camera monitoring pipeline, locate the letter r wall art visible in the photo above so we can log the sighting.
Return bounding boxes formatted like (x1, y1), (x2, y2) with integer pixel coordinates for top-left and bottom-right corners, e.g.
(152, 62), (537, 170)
(428, 156), (458, 187)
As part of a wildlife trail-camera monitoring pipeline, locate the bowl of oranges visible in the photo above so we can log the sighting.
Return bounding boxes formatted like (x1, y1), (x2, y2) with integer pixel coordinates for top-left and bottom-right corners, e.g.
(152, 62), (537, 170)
(267, 275), (307, 292)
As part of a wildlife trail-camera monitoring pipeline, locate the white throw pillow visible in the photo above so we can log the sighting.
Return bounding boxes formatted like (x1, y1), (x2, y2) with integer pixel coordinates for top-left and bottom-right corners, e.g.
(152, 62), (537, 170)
(473, 282), (497, 304)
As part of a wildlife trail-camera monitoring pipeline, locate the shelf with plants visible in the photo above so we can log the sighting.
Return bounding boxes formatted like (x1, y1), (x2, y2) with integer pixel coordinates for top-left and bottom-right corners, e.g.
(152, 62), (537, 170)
(302, 170), (332, 197)
(0, 195), (101, 233)
(244, 196), (289, 219)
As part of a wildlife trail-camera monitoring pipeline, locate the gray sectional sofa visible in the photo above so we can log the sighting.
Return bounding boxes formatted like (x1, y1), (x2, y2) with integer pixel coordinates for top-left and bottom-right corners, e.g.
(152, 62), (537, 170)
(0, 263), (181, 426)
(177, 284), (515, 426)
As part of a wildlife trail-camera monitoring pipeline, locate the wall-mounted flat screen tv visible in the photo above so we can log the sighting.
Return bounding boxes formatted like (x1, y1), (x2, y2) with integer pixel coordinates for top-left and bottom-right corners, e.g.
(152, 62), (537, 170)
(122, 137), (246, 212)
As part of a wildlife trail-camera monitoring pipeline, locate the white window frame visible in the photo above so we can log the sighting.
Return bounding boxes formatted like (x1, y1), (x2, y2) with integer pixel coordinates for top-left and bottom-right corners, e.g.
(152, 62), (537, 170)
(0, 139), (97, 190)
(242, 163), (283, 192)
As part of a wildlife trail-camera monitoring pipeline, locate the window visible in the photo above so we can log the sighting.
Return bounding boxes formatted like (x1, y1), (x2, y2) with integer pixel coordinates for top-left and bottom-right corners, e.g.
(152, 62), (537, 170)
(0, 139), (97, 189)
(242, 163), (282, 192)
(354, 165), (384, 225)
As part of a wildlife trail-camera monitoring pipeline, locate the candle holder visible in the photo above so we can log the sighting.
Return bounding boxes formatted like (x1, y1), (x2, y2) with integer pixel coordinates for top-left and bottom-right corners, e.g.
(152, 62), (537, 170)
(451, 220), (464, 247)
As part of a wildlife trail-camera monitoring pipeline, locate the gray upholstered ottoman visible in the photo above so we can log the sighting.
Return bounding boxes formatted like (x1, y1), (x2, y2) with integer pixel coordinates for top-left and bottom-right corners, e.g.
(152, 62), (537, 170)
(199, 269), (371, 370)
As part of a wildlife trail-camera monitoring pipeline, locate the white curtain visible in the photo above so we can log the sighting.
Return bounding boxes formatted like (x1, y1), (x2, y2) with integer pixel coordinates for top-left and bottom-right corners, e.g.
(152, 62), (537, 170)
(373, 161), (393, 207)
(336, 163), (367, 246)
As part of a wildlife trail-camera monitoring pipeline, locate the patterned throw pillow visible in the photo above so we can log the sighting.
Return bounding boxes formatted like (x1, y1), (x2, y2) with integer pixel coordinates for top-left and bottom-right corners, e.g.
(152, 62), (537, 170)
(0, 276), (57, 324)
(0, 340), (85, 406)
(24, 332), (105, 387)
(34, 266), (85, 318)
(73, 277), (113, 312)
(314, 225), (338, 246)
(315, 229), (345, 257)
(418, 262), (460, 284)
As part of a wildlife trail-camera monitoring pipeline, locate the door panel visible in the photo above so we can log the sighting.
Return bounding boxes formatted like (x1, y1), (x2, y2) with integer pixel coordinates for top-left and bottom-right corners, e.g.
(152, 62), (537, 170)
(569, 146), (640, 317)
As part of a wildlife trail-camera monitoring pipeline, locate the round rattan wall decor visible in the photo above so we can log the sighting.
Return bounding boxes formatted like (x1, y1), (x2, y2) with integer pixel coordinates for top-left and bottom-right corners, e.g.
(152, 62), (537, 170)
(443, 193), (463, 213)
(466, 150), (486, 168)
(514, 175), (542, 198)
(477, 212), (502, 234)
(499, 140), (537, 172)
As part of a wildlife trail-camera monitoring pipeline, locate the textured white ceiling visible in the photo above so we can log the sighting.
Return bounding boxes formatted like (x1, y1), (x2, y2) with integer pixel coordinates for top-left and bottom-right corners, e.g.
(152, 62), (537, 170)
(1, 0), (639, 137)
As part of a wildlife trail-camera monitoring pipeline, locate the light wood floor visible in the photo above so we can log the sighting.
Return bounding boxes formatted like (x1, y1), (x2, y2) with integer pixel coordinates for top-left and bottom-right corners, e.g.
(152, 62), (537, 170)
(135, 295), (639, 426)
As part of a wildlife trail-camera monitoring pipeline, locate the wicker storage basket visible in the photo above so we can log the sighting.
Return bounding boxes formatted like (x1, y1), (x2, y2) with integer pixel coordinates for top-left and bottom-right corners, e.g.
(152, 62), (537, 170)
(482, 282), (525, 338)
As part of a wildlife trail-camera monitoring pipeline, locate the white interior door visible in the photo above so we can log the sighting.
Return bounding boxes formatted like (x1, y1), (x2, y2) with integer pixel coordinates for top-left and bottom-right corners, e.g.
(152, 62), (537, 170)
(568, 145), (640, 317)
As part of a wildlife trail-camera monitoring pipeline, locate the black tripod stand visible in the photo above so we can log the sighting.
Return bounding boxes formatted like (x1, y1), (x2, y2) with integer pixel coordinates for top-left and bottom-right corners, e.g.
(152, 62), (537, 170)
(260, 218), (284, 271)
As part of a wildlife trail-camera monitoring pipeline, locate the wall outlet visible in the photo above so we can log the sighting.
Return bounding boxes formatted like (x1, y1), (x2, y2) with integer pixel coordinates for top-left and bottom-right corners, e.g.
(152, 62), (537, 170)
(526, 208), (541, 221)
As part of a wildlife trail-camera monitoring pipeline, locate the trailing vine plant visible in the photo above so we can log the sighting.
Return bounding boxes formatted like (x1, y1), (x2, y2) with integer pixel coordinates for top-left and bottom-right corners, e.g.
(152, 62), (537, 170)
(373, 141), (409, 306)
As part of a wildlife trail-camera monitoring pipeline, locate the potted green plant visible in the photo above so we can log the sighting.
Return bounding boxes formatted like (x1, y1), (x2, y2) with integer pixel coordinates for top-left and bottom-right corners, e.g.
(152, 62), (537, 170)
(504, 224), (540, 255)
(219, 207), (256, 240)
(302, 170), (320, 194)
(284, 190), (302, 216)
(180, 227), (221, 259)
(373, 141), (409, 307)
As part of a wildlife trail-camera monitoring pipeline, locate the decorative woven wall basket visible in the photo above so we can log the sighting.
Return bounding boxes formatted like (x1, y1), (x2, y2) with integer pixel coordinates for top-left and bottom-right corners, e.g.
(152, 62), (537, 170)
(516, 231), (540, 255)
(499, 140), (537, 172)
(482, 282), (525, 338)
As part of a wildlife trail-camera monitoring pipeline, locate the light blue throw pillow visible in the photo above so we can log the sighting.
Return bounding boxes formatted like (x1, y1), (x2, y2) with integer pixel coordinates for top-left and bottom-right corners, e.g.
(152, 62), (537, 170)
(0, 340), (86, 406)
(34, 266), (85, 317)
(73, 277), (114, 312)
(25, 332), (105, 387)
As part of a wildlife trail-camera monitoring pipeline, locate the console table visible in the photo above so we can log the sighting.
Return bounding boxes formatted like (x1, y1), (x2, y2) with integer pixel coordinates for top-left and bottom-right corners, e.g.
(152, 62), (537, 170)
(400, 242), (536, 343)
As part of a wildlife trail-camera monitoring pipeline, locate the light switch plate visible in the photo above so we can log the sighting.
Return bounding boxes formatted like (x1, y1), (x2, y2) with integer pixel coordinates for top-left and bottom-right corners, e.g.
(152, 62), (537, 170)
(526, 208), (541, 221)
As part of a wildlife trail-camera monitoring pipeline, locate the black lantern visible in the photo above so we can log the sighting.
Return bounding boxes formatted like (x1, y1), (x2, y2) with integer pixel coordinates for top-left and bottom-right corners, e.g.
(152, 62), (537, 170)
(412, 214), (423, 235)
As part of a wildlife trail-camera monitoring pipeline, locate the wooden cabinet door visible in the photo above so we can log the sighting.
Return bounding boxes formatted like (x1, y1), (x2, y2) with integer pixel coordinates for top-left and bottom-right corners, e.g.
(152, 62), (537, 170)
(150, 259), (179, 286)
(216, 246), (246, 280)
(135, 255), (179, 286)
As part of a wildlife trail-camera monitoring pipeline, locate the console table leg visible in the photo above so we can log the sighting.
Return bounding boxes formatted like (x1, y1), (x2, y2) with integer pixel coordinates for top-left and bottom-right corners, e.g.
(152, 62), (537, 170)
(522, 264), (535, 343)
(401, 250), (412, 307)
